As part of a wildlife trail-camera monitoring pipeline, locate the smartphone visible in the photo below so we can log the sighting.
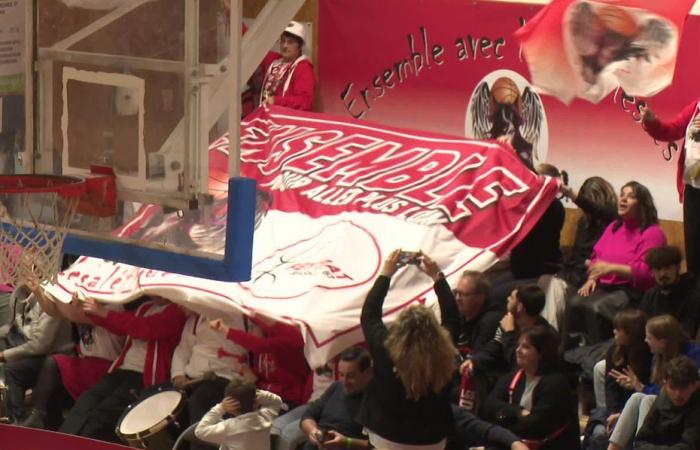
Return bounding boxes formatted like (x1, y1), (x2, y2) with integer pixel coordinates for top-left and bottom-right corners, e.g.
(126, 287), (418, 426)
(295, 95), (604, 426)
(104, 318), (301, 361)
(317, 429), (329, 443)
(397, 251), (421, 266)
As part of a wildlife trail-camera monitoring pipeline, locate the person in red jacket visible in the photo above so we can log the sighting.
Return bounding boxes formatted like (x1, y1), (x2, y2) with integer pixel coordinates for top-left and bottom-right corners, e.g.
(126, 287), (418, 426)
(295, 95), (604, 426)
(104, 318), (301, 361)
(641, 100), (700, 275)
(259, 21), (315, 111)
(210, 311), (310, 407)
(58, 295), (188, 442)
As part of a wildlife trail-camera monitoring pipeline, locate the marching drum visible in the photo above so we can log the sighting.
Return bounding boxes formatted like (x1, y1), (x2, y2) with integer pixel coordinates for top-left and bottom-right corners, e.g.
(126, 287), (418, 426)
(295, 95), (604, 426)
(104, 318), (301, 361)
(0, 383), (9, 423)
(116, 390), (184, 450)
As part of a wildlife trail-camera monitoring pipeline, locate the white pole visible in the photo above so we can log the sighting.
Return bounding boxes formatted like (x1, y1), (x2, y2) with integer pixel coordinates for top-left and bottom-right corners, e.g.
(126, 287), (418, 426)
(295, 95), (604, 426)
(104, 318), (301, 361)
(228, 0), (242, 178)
(24, 0), (33, 173)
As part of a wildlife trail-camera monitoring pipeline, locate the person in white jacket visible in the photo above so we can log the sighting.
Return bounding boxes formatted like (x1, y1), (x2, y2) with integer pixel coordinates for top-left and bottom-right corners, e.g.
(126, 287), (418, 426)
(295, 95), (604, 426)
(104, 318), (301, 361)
(0, 285), (73, 422)
(170, 312), (247, 430)
(195, 376), (284, 450)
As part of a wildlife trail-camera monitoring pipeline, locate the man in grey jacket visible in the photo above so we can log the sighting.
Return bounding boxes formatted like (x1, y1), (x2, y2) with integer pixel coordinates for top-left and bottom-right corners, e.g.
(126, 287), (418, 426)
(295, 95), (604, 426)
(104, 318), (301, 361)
(0, 285), (73, 422)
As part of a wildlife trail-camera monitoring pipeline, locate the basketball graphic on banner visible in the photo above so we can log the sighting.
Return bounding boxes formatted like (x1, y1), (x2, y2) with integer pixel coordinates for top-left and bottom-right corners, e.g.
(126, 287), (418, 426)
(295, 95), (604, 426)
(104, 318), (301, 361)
(465, 70), (549, 168)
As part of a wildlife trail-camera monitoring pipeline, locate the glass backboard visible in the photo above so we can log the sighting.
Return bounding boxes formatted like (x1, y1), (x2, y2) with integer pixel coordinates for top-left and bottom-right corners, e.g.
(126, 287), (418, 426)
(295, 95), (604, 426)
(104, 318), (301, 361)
(28, 0), (256, 280)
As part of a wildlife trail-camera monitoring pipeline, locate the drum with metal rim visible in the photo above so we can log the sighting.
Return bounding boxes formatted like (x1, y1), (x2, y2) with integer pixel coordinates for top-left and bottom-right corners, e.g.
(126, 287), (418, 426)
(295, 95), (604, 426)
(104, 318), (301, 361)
(0, 383), (9, 423)
(116, 389), (184, 450)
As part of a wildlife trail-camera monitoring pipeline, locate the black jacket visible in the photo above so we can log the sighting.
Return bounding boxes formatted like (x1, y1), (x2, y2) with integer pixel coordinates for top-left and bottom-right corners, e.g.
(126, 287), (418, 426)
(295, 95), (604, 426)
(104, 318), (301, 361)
(557, 195), (616, 286)
(485, 370), (581, 450)
(510, 198), (565, 279)
(456, 303), (502, 355)
(604, 344), (652, 414)
(301, 382), (364, 446)
(634, 390), (700, 449)
(358, 276), (455, 445)
(449, 405), (521, 449)
(640, 274), (700, 338)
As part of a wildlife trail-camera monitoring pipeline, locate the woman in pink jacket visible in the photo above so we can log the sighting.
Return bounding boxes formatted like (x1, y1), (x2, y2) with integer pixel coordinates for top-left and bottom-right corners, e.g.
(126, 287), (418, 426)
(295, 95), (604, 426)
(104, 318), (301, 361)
(564, 181), (666, 345)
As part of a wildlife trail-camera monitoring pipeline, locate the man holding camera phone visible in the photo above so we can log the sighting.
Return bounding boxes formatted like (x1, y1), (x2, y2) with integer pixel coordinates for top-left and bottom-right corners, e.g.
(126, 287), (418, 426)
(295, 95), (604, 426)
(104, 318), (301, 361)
(300, 347), (372, 450)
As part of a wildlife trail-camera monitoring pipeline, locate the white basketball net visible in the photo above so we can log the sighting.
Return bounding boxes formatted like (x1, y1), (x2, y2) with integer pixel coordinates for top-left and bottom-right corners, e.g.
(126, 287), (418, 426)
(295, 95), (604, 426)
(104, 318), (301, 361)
(0, 192), (79, 287)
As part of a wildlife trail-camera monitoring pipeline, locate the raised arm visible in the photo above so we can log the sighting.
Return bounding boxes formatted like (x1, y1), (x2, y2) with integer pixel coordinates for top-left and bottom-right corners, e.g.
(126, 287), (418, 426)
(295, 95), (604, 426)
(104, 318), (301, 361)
(574, 194), (617, 225)
(362, 250), (403, 353)
(87, 301), (188, 340)
(419, 253), (460, 344)
(642, 101), (699, 142)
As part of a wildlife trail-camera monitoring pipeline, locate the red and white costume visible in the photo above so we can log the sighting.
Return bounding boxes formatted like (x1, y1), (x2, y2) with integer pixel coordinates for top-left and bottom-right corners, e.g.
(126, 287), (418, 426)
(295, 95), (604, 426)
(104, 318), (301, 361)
(260, 55), (315, 111)
(89, 300), (188, 387)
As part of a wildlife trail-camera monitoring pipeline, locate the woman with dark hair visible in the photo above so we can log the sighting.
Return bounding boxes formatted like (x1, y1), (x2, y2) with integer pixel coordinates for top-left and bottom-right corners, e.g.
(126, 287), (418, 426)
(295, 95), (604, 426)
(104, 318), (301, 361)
(359, 249), (458, 449)
(584, 309), (651, 450)
(541, 176), (618, 330)
(564, 181), (666, 345)
(485, 325), (581, 450)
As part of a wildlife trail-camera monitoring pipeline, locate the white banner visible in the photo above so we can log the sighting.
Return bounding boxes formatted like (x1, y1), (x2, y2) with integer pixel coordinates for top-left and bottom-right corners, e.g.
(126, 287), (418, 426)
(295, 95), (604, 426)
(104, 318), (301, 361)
(45, 107), (559, 367)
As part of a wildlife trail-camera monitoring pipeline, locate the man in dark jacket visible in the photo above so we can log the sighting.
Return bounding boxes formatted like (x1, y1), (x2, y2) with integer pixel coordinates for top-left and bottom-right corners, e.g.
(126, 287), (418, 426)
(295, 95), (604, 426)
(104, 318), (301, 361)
(463, 284), (549, 376)
(454, 271), (502, 357)
(634, 355), (700, 449)
(640, 246), (700, 338)
(300, 346), (372, 450)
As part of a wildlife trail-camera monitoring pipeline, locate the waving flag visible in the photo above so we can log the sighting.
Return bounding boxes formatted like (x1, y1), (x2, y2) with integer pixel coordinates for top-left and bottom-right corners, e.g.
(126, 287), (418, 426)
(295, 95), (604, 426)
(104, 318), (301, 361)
(45, 107), (558, 367)
(516, 0), (696, 104)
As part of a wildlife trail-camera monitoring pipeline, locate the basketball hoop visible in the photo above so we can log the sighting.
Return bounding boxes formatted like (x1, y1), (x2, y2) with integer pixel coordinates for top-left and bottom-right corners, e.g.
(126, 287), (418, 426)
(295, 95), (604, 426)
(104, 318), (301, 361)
(0, 175), (86, 287)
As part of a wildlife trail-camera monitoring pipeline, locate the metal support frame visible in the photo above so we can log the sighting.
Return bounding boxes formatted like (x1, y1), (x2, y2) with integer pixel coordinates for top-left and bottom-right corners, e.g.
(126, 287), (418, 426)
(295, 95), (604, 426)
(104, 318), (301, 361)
(38, 49), (185, 73)
(184, 0), (207, 195)
(228, 0), (242, 178)
(23, 0), (34, 174)
(52, 0), (153, 51)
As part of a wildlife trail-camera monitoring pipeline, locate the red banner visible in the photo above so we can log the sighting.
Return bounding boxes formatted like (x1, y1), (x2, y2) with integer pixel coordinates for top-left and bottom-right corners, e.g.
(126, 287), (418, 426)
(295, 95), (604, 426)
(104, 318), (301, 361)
(319, 0), (700, 221)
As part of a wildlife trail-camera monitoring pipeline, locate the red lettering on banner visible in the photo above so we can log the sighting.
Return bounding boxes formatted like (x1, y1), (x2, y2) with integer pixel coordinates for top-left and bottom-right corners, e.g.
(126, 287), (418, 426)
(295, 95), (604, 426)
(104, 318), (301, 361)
(66, 270), (81, 281)
(110, 278), (122, 290)
(86, 276), (101, 289)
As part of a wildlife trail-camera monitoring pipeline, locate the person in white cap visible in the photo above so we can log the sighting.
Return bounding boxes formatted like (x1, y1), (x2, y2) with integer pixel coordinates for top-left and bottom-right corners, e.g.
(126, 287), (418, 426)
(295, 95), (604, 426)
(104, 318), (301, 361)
(260, 21), (315, 111)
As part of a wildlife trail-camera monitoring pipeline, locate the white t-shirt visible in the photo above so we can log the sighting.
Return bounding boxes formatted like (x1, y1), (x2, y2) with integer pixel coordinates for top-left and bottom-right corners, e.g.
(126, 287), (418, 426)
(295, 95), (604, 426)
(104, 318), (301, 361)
(121, 338), (147, 373)
(683, 101), (700, 188)
(119, 303), (169, 373)
(80, 305), (125, 361)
